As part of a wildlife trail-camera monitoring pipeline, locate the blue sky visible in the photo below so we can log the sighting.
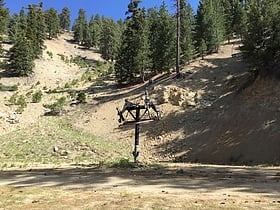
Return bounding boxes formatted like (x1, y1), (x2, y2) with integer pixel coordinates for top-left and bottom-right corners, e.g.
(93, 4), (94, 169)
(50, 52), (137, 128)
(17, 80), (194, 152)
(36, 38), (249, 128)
(5, 0), (199, 23)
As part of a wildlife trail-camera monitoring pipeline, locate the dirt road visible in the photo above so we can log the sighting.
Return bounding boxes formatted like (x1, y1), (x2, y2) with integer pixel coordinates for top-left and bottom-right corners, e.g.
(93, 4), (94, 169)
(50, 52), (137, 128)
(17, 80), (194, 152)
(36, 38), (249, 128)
(1, 164), (280, 209)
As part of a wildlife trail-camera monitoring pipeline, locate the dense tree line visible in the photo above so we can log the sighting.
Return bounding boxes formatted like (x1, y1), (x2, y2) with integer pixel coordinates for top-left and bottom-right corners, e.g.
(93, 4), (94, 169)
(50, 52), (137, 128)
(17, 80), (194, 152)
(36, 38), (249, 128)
(1, 0), (280, 81)
(3, 2), (71, 76)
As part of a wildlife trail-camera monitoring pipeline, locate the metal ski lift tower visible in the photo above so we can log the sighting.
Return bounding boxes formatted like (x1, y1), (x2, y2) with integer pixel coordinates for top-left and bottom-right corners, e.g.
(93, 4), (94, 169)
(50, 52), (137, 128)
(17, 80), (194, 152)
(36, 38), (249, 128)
(117, 90), (160, 163)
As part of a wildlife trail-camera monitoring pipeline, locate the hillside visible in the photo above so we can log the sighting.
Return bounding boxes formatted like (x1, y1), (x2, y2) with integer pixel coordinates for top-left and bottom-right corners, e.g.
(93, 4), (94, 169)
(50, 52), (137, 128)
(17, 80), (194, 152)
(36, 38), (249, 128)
(0, 34), (280, 166)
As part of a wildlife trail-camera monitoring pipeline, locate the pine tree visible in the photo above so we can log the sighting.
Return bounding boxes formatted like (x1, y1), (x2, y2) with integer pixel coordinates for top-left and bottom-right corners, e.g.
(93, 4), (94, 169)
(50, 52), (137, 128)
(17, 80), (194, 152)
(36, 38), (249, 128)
(148, 2), (175, 73)
(180, 0), (195, 65)
(242, 0), (280, 76)
(195, 0), (225, 53)
(222, 0), (246, 41)
(92, 14), (102, 48)
(99, 18), (117, 61)
(0, 0), (9, 57)
(59, 7), (70, 31)
(0, 0), (9, 35)
(84, 21), (93, 48)
(44, 8), (60, 39)
(9, 36), (34, 76)
(147, 8), (159, 74)
(26, 3), (45, 58)
(242, 0), (264, 67)
(72, 9), (87, 45)
(137, 8), (151, 81)
(115, 0), (150, 84)
(8, 8), (27, 43)
(34, 3), (46, 57)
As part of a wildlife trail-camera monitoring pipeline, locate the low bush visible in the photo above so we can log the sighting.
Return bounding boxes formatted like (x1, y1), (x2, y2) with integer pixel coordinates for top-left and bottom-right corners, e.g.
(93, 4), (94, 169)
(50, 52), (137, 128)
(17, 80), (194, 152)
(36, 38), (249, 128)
(0, 83), (18, 91)
(32, 90), (43, 103)
(43, 96), (67, 115)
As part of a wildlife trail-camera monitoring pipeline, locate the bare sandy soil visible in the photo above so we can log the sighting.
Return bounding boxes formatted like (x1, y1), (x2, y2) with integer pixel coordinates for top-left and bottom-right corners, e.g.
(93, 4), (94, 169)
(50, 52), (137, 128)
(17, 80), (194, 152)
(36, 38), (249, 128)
(0, 163), (280, 209)
(1, 34), (280, 209)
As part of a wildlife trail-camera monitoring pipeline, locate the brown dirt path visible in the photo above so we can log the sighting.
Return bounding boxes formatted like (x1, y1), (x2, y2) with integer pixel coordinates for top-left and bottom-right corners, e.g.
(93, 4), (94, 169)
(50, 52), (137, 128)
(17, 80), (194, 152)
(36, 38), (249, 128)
(0, 164), (280, 209)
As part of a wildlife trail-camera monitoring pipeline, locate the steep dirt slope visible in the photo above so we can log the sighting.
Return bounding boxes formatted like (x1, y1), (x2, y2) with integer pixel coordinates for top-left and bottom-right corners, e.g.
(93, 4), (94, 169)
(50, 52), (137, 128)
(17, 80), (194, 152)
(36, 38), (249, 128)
(74, 41), (280, 165)
(1, 34), (279, 165)
(142, 45), (280, 165)
(0, 33), (101, 134)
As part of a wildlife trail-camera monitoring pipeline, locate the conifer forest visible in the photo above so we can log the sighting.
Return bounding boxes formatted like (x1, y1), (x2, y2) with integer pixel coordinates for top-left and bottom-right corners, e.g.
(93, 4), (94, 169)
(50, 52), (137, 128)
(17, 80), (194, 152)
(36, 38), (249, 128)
(1, 0), (280, 82)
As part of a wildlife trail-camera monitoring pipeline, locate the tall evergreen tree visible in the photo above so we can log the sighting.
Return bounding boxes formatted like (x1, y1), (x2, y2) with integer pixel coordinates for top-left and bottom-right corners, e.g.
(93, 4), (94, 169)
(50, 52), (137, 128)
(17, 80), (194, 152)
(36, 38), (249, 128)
(0, 0), (9, 57)
(72, 8), (87, 44)
(44, 7), (60, 39)
(115, 0), (150, 84)
(59, 7), (70, 31)
(180, 0), (195, 65)
(196, 0), (225, 53)
(8, 8), (27, 43)
(92, 14), (102, 48)
(9, 36), (34, 76)
(148, 2), (175, 74)
(19, 7), (27, 36)
(34, 3), (45, 57)
(84, 21), (94, 48)
(8, 14), (20, 43)
(0, 0), (9, 35)
(26, 3), (45, 58)
(222, 0), (246, 41)
(137, 8), (151, 81)
(242, 0), (280, 76)
(99, 18), (118, 61)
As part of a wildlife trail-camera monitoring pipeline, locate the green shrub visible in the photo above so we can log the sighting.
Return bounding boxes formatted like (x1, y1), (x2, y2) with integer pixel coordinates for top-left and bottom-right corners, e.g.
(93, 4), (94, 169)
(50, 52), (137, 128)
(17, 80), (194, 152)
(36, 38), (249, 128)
(68, 91), (77, 100)
(25, 90), (34, 97)
(70, 79), (79, 87)
(64, 82), (71, 89)
(8, 92), (19, 104)
(0, 83), (18, 91)
(81, 70), (92, 82)
(46, 51), (53, 58)
(16, 95), (27, 107)
(109, 158), (134, 168)
(43, 96), (67, 115)
(70, 56), (88, 68)
(32, 90), (43, 103)
(57, 53), (65, 61)
(77, 91), (86, 103)
(14, 95), (27, 114)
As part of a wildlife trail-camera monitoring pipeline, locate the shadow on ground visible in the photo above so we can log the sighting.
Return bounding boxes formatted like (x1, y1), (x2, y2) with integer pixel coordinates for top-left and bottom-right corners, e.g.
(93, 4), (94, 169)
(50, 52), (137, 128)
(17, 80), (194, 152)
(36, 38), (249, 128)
(0, 164), (279, 196)
(141, 48), (280, 166)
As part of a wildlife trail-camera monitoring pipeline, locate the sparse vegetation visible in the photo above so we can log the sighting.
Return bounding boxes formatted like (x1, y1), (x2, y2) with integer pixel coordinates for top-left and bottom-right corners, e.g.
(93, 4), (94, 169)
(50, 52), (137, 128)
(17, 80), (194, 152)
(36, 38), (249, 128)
(43, 96), (67, 115)
(81, 69), (92, 82)
(46, 50), (53, 58)
(0, 117), (129, 168)
(108, 158), (134, 168)
(70, 56), (88, 68)
(32, 90), (43, 103)
(57, 53), (70, 63)
(70, 78), (79, 87)
(0, 83), (18, 91)
(76, 91), (86, 103)
(7, 92), (27, 113)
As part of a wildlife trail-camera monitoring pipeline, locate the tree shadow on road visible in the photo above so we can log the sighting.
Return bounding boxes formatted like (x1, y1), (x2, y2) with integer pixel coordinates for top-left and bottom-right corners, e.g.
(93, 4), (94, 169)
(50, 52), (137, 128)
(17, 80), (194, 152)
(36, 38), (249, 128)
(0, 164), (279, 196)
